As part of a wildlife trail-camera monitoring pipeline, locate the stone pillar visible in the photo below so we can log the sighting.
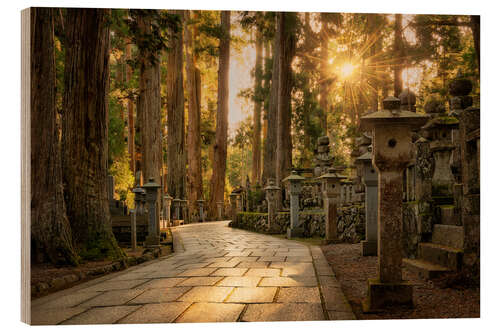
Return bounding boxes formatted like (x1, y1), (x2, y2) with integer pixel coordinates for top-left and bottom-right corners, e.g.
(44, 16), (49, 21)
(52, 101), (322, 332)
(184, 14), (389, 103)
(230, 192), (238, 221)
(265, 179), (281, 233)
(216, 201), (224, 220)
(283, 171), (305, 238)
(164, 195), (172, 227)
(319, 167), (346, 244)
(142, 178), (161, 248)
(197, 199), (205, 222)
(131, 187), (145, 251)
(172, 198), (181, 224)
(357, 148), (379, 256)
(180, 199), (188, 224)
(360, 96), (428, 312)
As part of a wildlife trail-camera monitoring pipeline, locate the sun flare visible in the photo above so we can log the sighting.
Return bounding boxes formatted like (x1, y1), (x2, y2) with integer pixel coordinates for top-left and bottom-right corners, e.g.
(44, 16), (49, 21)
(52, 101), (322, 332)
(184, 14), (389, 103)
(339, 62), (357, 79)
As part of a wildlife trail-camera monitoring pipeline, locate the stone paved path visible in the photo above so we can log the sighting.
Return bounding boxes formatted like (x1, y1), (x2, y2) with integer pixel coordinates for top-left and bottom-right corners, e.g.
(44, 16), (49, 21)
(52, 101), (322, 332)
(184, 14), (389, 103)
(31, 221), (355, 324)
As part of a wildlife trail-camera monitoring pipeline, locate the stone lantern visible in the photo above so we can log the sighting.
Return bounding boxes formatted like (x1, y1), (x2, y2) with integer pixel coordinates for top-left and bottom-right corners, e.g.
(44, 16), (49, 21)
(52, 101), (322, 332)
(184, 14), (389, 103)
(318, 166), (346, 244)
(283, 171), (305, 238)
(421, 103), (459, 200)
(360, 96), (428, 312)
(163, 194), (172, 227)
(356, 147), (378, 256)
(172, 198), (181, 224)
(197, 199), (205, 222)
(265, 179), (281, 233)
(179, 199), (189, 224)
(142, 177), (161, 248)
(229, 192), (239, 221)
(131, 187), (145, 251)
(216, 201), (224, 220)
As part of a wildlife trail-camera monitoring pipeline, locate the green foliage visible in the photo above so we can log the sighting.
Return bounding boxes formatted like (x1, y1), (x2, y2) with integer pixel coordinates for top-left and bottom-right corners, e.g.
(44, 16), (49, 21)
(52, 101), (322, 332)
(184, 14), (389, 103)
(109, 153), (135, 205)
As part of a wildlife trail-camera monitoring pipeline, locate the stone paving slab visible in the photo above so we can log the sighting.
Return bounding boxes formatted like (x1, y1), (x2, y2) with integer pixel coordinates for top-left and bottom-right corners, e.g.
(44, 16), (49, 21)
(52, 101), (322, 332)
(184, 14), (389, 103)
(175, 303), (245, 323)
(30, 221), (354, 324)
(61, 305), (141, 325)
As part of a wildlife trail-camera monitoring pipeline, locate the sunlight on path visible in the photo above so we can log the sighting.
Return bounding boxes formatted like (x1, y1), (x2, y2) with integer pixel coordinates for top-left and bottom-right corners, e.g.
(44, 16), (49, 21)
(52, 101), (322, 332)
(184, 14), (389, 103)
(31, 221), (354, 324)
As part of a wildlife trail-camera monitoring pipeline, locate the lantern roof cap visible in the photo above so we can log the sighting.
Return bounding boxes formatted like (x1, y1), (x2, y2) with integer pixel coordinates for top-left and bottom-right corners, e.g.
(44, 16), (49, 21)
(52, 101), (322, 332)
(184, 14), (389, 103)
(282, 170), (306, 182)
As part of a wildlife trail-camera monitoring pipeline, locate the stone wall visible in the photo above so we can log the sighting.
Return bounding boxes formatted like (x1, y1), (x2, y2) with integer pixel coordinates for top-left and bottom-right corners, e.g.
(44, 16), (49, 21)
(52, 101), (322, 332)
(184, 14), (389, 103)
(229, 205), (365, 243)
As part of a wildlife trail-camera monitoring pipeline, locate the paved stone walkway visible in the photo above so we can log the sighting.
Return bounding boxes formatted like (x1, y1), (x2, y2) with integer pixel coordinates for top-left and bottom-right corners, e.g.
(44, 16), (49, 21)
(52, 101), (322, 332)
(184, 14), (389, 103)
(31, 221), (354, 324)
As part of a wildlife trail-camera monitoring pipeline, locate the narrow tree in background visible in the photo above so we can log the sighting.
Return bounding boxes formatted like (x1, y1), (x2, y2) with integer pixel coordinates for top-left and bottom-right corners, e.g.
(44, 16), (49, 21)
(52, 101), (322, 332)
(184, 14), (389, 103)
(262, 13), (279, 184)
(209, 10), (231, 218)
(31, 8), (78, 265)
(166, 10), (187, 200)
(276, 12), (296, 184)
(185, 10), (203, 219)
(393, 13), (403, 97)
(252, 29), (263, 186)
(125, 38), (135, 179)
(62, 8), (122, 259)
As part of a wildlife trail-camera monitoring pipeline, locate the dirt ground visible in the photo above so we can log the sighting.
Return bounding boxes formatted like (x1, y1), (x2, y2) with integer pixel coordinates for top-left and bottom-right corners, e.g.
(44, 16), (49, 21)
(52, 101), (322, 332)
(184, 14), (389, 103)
(321, 242), (480, 320)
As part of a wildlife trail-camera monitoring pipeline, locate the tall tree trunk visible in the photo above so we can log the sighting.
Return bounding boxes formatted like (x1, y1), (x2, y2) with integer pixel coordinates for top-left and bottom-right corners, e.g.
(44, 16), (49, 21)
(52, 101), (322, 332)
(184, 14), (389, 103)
(62, 8), (122, 259)
(470, 15), (480, 72)
(166, 10), (186, 201)
(209, 10), (231, 219)
(319, 13), (329, 135)
(185, 10), (203, 220)
(125, 39), (135, 179)
(276, 12), (296, 184)
(262, 14), (280, 185)
(31, 8), (78, 265)
(261, 41), (271, 177)
(393, 14), (403, 97)
(252, 29), (263, 186)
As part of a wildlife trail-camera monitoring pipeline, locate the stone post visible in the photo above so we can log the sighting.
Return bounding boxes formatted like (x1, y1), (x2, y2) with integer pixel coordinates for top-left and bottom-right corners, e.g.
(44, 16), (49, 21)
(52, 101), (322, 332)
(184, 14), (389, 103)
(172, 198), (181, 225)
(164, 195), (172, 227)
(230, 192), (238, 221)
(283, 171), (305, 238)
(142, 177), (161, 248)
(197, 199), (205, 222)
(216, 201), (224, 220)
(360, 96), (428, 312)
(265, 179), (281, 233)
(131, 187), (145, 251)
(356, 147), (379, 256)
(319, 167), (346, 244)
(180, 199), (188, 224)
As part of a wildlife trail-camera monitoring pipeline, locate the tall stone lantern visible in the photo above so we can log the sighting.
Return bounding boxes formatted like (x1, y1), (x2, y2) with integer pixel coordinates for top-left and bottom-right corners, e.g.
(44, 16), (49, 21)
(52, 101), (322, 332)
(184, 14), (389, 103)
(360, 96), (428, 312)
(229, 192), (238, 221)
(142, 177), (161, 248)
(283, 171), (305, 238)
(265, 179), (281, 233)
(319, 166), (346, 244)
(197, 199), (205, 222)
(163, 194), (172, 227)
(356, 147), (379, 256)
(216, 201), (224, 220)
(172, 198), (181, 223)
(131, 187), (145, 251)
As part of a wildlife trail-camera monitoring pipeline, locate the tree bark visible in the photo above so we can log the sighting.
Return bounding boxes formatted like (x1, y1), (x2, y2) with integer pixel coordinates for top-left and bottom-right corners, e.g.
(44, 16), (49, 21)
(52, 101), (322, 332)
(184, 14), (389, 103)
(125, 39), (136, 179)
(62, 8), (122, 260)
(470, 15), (480, 72)
(209, 10), (231, 219)
(319, 13), (329, 135)
(252, 29), (263, 186)
(393, 14), (403, 97)
(166, 10), (186, 201)
(31, 8), (78, 265)
(262, 14), (280, 185)
(185, 10), (203, 220)
(276, 12), (296, 184)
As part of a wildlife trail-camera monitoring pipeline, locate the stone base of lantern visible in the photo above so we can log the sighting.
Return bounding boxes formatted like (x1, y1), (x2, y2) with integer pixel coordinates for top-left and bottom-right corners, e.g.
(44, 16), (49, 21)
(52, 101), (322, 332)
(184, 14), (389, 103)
(145, 235), (161, 248)
(287, 226), (304, 239)
(361, 240), (377, 256)
(362, 278), (413, 313)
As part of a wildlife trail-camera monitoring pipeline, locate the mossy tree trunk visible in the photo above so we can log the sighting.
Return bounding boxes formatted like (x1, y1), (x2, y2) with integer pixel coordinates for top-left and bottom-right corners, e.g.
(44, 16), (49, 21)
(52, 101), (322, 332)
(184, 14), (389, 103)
(252, 29), (263, 186)
(62, 8), (123, 260)
(208, 10), (231, 219)
(30, 7), (78, 265)
(166, 10), (187, 201)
